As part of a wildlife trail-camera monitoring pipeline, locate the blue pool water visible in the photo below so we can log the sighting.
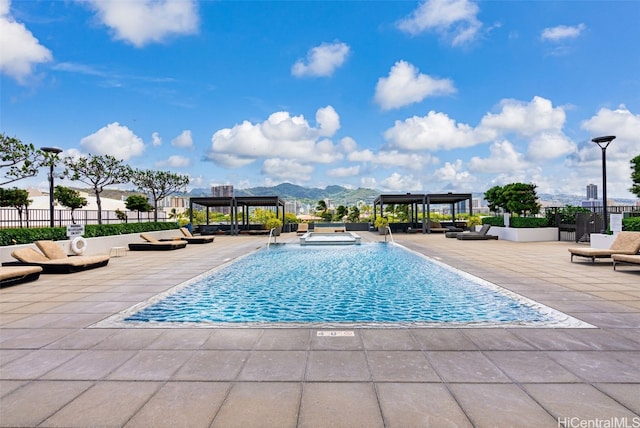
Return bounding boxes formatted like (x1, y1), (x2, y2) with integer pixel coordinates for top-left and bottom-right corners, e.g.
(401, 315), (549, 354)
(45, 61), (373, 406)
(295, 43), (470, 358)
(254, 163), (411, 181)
(121, 243), (583, 327)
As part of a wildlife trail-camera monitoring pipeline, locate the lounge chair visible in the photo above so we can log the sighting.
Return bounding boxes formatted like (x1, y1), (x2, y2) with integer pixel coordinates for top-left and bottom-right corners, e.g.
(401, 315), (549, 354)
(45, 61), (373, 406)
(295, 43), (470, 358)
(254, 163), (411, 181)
(0, 266), (43, 287)
(568, 231), (640, 263)
(297, 223), (309, 235)
(456, 224), (498, 240)
(178, 227), (215, 244)
(612, 254), (640, 270)
(128, 234), (188, 251)
(5, 241), (110, 274)
(428, 221), (450, 233)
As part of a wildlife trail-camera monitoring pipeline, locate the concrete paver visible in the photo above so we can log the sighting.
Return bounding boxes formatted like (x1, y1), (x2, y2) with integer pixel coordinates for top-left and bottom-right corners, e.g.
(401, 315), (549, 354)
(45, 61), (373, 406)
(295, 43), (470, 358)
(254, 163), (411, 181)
(1, 232), (639, 426)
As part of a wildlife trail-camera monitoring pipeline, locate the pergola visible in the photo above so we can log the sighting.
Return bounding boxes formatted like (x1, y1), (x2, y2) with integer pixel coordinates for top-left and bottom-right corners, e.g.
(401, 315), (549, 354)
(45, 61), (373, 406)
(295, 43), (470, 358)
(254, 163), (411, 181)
(373, 192), (473, 233)
(189, 196), (286, 235)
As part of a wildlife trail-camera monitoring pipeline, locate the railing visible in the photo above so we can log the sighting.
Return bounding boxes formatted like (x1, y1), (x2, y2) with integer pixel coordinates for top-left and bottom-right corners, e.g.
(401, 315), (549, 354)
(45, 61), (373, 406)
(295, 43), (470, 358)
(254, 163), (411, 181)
(0, 208), (168, 228)
(384, 226), (394, 243)
(267, 228), (277, 248)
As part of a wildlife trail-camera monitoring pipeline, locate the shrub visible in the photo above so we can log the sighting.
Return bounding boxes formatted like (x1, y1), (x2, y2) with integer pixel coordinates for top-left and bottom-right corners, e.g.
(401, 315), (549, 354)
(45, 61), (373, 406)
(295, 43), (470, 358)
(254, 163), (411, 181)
(623, 217), (640, 231)
(510, 217), (550, 228)
(0, 222), (179, 246)
(481, 216), (504, 227)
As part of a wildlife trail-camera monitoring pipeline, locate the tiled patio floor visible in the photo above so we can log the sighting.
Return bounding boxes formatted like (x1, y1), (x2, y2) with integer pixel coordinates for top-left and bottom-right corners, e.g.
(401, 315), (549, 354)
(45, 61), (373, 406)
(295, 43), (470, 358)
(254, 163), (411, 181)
(1, 232), (639, 427)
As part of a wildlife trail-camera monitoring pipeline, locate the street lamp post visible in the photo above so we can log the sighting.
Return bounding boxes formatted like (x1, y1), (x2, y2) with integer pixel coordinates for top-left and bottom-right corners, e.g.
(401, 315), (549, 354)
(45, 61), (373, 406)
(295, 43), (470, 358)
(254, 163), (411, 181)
(591, 135), (616, 233)
(41, 147), (63, 227)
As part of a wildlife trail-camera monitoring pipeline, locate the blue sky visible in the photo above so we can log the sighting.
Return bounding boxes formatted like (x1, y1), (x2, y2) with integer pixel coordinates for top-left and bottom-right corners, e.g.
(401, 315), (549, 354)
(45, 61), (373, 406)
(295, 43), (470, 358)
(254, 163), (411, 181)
(1, 0), (639, 199)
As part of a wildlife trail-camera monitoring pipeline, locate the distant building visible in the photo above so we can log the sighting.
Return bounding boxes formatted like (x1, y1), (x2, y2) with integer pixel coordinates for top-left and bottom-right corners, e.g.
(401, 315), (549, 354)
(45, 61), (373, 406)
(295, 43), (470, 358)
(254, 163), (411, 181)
(211, 185), (234, 214)
(211, 185), (234, 197)
(586, 184), (598, 200)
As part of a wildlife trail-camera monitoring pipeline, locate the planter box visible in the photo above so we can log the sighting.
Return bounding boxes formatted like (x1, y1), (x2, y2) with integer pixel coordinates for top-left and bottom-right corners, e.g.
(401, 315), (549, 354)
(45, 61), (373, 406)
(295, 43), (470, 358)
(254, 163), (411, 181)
(0, 230), (180, 263)
(490, 226), (558, 242)
(590, 233), (616, 249)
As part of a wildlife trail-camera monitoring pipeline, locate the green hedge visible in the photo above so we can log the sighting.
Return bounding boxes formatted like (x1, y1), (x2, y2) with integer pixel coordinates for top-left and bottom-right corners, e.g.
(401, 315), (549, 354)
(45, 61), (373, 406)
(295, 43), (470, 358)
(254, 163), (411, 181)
(510, 217), (550, 228)
(481, 216), (505, 227)
(0, 222), (179, 246)
(482, 216), (550, 228)
(623, 217), (640, 231)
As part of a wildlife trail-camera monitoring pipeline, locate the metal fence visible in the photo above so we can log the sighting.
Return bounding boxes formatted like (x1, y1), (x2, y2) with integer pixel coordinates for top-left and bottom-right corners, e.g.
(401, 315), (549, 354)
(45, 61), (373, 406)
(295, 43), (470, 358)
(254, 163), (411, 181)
(0, 208), (168, 228)
(543, 205), (639, 242)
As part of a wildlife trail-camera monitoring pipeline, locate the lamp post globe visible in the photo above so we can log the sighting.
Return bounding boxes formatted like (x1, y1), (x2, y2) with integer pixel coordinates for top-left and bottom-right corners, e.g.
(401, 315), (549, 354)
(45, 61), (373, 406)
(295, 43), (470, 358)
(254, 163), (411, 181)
(41, 147), (63, 227)
(591, 136), (615, 233)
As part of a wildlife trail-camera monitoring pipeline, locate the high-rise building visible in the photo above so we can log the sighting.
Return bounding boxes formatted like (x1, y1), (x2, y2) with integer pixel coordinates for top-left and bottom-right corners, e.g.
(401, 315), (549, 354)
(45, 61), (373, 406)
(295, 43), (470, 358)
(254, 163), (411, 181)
(211, 185), (234, 197)
(586, 184), (597, 200)
(211, 185), (234, 214)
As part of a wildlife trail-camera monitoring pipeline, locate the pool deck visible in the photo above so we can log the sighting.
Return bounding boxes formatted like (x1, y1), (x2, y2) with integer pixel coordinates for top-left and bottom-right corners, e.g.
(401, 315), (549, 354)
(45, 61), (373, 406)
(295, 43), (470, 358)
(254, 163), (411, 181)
(1, 232), (638, 427)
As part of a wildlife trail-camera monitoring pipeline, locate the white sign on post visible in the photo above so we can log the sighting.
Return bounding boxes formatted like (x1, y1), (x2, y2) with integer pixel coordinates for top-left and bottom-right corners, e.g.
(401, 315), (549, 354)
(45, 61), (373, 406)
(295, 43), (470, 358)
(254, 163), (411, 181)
(610, 214), (623, 235)
(66, 224), (85, 237)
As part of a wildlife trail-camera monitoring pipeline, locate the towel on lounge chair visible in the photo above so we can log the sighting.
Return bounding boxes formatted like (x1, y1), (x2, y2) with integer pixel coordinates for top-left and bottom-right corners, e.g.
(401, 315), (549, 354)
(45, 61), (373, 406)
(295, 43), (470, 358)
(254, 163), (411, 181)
(569, 231), (640, 263)
(178, 227), (215, 244)
(4, 241), (110, 274)
(129, 234), (188, 251)
(0, 266), (43, 287)
(455, 224), (498, 240)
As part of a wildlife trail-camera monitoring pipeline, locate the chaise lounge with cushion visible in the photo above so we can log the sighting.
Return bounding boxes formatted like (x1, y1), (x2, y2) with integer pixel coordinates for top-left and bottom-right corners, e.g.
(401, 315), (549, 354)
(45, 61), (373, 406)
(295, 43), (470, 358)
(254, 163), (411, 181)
(5, 240), (110, 274)
(568, 231), (640, 263)
(612, 254), (640, 270)
(178, 227), (215, 244)
(0, 266), (43, 287)
(455, 224), (499, 240)
(128, 234), (188, 251)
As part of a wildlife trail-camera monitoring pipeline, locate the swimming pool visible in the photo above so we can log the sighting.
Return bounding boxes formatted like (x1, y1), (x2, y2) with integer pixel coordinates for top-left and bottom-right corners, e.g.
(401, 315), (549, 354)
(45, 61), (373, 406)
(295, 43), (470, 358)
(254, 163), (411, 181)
(100, 243), (591, 328)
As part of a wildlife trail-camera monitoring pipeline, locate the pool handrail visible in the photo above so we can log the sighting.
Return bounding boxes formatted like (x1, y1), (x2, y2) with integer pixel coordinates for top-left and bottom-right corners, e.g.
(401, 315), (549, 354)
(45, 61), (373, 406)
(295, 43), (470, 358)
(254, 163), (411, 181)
(267, 228), (277, 248)
(385, 226), (395, 243)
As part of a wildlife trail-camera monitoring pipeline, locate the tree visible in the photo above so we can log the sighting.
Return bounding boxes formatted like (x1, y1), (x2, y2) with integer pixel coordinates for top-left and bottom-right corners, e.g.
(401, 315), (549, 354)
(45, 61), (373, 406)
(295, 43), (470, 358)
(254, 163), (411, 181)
(335, 205), (348, 221)
(131, 169), (190, 222)
(125, 194), (153, 221)
(486, 183), (540, 216)
(54, 186), (88, 224)
(63, 154), (132, 224)
(0, 187), (31, 227)
(502, 182), (540, 216)
(484, 185), (505, 214)
(348, 205), (361, 223)
(1, 134), (45, 186)
(630, 155), (640, 198)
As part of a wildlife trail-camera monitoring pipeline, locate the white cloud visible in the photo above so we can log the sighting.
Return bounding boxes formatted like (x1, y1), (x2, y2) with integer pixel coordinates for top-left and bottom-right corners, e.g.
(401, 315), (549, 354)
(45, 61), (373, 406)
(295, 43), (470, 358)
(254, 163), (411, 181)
(527, 132), (575, 161)
(171, 130), (193, 148)
(156, 155), (190, 168)
(478, 96), (566, 137)
(433, 160), (476, 185)
(348, 149), (375, 162)
(80, 122), (145, 160)
(380, 172), (422, 192)
(0, 0), (52, 83)
(467, 140), (527, 173)
(151, 132), (162, 147)
(397, 0), (482, 46)
(541, 23), (586, 42)
(327, 166), (360, 177)
(261, 158), (314, 181)
(373, 150), (433, 171)
(339, 137), (358, 153)
(316, 105), (340, 137)
(384, 111), (480, 151)
(292, 41), (350, 77)
(83, 0), (199, 47)
(206, 107), (343, 167)
(374, 61), (456, 110)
